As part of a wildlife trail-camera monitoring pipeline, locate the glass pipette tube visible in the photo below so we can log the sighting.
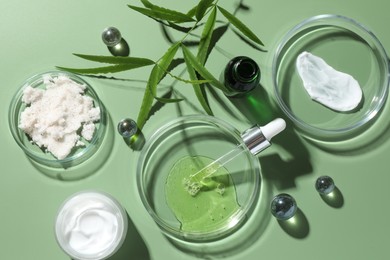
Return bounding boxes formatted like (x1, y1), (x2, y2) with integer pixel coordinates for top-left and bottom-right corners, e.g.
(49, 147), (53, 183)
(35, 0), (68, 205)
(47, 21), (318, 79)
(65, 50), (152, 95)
(185, 118), (286, 196)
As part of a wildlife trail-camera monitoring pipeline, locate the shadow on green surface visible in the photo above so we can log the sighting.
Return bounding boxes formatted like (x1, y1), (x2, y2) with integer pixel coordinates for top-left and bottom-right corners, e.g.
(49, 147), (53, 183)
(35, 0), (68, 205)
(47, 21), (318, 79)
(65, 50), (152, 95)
(307, 111), (390, 155)
(228, 83), (314, 240)
(228, 83), (276, 125)
(107, 214), (151, 260)
(259, 126), (313, 190)
(107, 38), (130, 57)
(278, 208), (310, 239)
(229, 83), (314, 190)
(320, 187), (344, 208)
(123, 130), (146, 151)
(208, 86), (246, 121)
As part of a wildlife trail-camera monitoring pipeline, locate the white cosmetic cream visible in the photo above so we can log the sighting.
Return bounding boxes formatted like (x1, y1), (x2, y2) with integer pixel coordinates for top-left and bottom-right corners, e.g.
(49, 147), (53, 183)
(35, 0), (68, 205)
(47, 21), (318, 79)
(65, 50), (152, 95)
(55, 191), (128, 260)
(296, 51), (363, 112)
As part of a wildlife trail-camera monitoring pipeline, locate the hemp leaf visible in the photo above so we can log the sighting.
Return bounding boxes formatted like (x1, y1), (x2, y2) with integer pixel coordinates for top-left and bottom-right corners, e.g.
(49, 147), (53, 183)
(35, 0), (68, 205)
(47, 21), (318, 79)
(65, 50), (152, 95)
(56, 55), (155, 74)
(217, 6), (264, 46)
(182, 45), (226, 92)
(58, 0), (264, 130)
(71, 54), (155, 65)
(184, 54), (213, 115)
(137, 42), (180, 129)
(128, 4), (194, 23)
(195, 0), (215, 21)
(197, 6), (217, 64)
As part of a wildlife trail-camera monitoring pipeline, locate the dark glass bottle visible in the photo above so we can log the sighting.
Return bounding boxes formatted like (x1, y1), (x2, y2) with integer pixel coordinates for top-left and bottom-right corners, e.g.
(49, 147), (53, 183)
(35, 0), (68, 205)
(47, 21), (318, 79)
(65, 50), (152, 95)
(222, 56), (261, 97)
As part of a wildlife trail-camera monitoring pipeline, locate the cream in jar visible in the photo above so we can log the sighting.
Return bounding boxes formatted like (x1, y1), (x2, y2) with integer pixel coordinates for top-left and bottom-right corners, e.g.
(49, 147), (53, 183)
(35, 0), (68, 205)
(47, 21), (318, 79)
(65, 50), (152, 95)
(55, 191), (128, 260)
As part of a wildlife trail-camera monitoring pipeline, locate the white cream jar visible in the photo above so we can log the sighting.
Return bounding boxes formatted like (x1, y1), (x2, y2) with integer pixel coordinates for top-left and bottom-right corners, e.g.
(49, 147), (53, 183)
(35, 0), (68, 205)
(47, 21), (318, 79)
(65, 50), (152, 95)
(55, 191), (128, 260)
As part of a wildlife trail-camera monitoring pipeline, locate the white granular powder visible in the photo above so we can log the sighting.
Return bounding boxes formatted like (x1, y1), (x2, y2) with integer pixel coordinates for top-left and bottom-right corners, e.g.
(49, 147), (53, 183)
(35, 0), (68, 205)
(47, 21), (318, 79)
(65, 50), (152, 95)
(19, 74), (100, 160)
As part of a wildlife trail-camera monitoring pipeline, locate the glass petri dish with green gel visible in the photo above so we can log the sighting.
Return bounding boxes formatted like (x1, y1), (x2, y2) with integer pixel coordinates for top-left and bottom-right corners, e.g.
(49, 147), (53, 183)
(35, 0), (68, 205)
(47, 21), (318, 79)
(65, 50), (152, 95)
(136, 115), (261, 243)
(165, 155), (240, 234)
(272, 14), (389, 141)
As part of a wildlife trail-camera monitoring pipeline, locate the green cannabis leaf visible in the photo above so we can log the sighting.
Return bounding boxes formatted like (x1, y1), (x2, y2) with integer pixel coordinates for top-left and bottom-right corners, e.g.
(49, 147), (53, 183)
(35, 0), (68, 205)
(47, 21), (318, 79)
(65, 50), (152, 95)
(197, 6), (216, 64)
(182, 45), (226, 92)
(184, 56), (213, 115)
(58, 0), (264, 130)
(195, 0), (215, 21)
(56, 64), (151, 74)
(217, 6), (264, 46)
(56, 54), (155, 74)
(128, 4), (194, 23)
(137, 42), (180, 129)
(71, 54), (155, 65)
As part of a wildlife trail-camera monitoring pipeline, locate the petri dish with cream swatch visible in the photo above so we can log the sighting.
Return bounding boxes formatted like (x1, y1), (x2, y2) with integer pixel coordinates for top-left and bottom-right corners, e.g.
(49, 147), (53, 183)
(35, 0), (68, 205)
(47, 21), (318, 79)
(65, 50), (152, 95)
(272, 14), (389, 141)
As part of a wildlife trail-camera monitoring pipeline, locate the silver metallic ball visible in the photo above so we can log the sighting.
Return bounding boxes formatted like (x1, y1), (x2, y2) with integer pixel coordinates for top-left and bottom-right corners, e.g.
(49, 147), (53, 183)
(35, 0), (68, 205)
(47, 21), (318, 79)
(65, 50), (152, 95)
(315, 175), (335, 195)
(117, 118), (137, 138)
(270, 193), (297, 221)
(102, 27), (122, 47)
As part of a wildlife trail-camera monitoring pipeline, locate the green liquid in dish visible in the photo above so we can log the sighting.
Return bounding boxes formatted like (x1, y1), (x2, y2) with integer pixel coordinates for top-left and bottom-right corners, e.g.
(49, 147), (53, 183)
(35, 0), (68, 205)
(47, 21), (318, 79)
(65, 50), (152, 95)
(165, 156), (240, 233)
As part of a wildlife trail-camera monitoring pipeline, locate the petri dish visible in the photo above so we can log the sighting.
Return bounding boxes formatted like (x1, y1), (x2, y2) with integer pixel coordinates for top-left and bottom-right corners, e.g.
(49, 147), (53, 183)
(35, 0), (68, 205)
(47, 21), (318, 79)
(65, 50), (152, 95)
(272, 14), (389, 141)
(136, 115), (261, 243)
(8, 71), (107, 168)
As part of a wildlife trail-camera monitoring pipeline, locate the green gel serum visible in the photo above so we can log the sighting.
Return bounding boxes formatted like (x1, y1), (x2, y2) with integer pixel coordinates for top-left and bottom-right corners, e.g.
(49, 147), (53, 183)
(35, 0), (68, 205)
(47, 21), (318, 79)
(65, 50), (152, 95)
(165, 156), (240, 233)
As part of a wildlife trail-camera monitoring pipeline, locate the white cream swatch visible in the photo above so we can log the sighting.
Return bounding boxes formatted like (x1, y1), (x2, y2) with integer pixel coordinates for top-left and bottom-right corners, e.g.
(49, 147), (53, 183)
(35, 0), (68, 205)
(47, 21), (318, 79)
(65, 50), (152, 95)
(296, 51), (362, 112)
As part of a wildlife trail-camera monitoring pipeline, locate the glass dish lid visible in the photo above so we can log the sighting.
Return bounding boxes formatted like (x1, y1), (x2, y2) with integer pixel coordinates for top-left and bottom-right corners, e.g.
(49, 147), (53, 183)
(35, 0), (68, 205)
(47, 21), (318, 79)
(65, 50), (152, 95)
(8, 71), (107, 168)
(272, 14), (389, 141)
(136, 115), (261, 242)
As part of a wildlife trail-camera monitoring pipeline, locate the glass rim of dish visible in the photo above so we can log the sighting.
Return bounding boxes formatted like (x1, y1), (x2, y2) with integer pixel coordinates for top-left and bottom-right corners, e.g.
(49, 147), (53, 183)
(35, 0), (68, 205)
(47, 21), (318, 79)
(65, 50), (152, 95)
(272, 14), (389, 140)
(8, 70), (107, 167)
(136, 114), (261, 242)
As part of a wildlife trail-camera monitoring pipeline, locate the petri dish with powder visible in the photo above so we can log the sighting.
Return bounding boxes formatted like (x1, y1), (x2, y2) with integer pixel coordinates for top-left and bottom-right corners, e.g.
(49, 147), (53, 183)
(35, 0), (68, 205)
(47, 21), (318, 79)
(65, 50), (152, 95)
(8, 71), (107, 168)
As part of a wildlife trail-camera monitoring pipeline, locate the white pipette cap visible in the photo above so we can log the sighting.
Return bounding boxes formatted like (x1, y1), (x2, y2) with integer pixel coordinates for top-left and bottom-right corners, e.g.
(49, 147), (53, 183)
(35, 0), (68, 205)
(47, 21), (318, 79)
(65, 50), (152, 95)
(241, 118), (286, 155)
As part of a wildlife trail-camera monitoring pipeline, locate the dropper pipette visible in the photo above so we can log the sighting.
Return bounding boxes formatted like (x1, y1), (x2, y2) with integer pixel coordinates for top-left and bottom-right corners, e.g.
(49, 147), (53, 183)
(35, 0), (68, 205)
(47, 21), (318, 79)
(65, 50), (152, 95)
(185, 118), (286, 196)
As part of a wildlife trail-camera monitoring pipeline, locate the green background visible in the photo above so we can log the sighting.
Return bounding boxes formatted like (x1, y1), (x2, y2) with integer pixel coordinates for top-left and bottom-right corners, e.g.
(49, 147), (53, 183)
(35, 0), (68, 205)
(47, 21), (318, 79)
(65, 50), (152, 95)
(1, 0), (389, 259)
